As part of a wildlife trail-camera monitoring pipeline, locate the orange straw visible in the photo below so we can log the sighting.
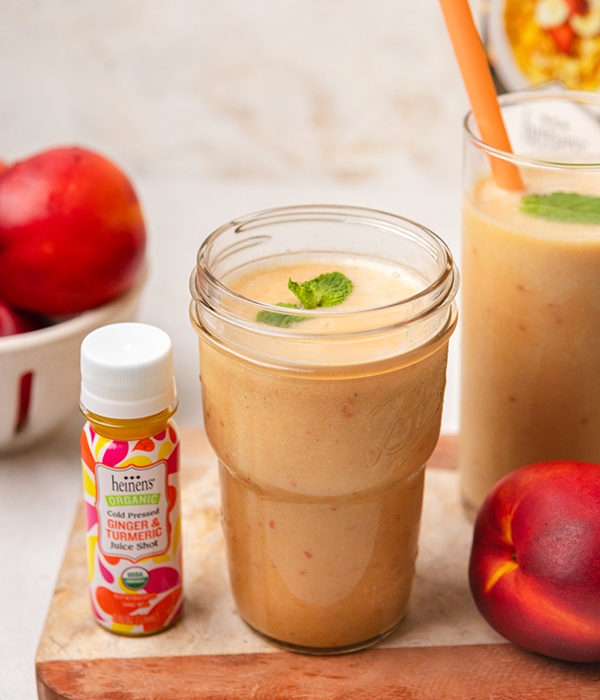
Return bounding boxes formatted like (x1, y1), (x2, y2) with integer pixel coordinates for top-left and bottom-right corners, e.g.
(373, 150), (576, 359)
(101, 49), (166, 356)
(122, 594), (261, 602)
(439, 0), (524, 191)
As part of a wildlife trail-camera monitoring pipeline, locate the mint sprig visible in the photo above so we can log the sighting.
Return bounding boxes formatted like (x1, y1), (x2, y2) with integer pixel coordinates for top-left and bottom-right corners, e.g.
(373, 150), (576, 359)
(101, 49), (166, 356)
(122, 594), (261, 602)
(256, 303), (307, 328)
(257, 271), (353, 327)
(521, 191), (600, 224)
(288, 271), (353, 309)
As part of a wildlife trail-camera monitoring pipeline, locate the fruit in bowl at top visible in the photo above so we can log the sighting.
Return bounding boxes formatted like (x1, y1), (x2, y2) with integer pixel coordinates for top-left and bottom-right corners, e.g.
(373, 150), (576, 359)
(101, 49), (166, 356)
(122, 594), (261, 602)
(0, 146), (146, 316)
(469, 460), (600, 662)
(534, 0), (600, 54)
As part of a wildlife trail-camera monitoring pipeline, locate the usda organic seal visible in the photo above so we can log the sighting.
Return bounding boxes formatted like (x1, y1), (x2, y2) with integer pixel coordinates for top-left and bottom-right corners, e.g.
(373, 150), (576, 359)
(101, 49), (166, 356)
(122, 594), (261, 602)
(121, 566), (150, 591)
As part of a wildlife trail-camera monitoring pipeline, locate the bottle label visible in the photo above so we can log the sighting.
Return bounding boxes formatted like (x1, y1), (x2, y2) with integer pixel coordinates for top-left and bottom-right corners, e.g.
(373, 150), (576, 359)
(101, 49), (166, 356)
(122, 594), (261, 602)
(81, 422), (183, 635)
(97, 462), (169, 560)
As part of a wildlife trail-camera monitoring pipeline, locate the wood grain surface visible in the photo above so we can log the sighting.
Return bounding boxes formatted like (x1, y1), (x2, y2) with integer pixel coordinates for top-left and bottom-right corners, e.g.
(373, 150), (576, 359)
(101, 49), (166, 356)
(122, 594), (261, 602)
(37, 643), (600, 699)
(35, 432), (600, 699)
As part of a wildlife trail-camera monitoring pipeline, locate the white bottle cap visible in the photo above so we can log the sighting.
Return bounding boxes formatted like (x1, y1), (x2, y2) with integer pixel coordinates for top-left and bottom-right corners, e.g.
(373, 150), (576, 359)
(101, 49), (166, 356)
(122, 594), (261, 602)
(80, 322), (177, 420)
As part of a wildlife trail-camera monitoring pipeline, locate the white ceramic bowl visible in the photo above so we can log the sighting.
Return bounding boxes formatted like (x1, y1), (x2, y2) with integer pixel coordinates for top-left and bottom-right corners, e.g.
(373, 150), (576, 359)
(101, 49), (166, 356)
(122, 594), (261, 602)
(0, 268), (147, 453)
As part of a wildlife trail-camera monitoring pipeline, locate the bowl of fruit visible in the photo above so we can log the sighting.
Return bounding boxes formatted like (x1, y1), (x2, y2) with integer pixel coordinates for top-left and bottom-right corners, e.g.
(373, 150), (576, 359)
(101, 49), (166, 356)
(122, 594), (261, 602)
(0, 145), (147, 452)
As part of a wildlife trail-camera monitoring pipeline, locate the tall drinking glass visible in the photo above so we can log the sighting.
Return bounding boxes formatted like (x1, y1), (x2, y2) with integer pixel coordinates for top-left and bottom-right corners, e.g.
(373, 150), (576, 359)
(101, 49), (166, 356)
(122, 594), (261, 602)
(459, 91), (600, 518)
(190, 205), (458, 654)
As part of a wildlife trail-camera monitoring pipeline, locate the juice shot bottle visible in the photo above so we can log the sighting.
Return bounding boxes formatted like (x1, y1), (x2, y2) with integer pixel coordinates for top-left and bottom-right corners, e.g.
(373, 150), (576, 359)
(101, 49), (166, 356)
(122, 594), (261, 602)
(190, 205), (458, 654)
(459, 91), (600, 517)
(80, 322), (183, 635)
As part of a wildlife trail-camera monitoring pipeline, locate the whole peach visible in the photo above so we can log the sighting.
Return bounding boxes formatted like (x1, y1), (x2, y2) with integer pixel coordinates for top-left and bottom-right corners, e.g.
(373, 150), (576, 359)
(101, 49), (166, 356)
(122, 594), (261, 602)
(0, 301), (44, 336)
(469, 460), (600, 662)
(0, 146), (146, 316)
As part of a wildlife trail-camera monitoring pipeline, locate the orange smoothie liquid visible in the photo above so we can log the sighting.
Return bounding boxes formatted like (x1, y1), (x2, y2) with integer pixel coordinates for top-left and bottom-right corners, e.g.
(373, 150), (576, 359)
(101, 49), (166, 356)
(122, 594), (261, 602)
(198, 255), (453, 651)
(460, 171), (600, 515)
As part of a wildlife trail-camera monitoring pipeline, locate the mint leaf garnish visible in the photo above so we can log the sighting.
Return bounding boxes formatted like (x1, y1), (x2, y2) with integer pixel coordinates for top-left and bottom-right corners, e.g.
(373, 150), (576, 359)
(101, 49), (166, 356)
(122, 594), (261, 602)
(288, 271), (353, 309)
(256, 303), (306, 328)
(257, 271), (353, 327)
(521, 192), (600, 224)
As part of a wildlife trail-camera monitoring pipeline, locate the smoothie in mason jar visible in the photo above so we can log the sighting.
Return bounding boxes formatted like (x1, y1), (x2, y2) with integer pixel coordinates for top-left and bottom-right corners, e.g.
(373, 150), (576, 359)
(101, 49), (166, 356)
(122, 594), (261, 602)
(190, 206), (458, 654)
(461, 171), (600, 511)
(459, 93), (600, 516)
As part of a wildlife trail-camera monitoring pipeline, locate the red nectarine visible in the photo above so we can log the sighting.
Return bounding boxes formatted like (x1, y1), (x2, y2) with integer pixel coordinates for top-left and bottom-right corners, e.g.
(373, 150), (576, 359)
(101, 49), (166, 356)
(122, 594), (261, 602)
(0, 301), (44, 336)
(469, 460), (600, 662)
(0, 146), (146, 316)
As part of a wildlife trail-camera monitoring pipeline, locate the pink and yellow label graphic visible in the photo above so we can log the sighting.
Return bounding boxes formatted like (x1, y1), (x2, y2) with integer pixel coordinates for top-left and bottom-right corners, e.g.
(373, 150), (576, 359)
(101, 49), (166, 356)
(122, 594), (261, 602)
(81, 422), (183, 635)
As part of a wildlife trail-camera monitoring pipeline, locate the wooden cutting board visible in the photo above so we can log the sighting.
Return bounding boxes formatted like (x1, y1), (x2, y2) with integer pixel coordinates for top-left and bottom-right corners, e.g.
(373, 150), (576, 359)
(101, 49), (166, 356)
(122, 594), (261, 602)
(36, 430), (600, 699)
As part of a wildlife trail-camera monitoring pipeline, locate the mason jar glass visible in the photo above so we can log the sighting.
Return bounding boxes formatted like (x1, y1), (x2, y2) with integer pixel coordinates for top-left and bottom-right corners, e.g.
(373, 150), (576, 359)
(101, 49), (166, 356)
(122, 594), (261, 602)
(190, 204), (458, 654)
(459, 91), (600, 518)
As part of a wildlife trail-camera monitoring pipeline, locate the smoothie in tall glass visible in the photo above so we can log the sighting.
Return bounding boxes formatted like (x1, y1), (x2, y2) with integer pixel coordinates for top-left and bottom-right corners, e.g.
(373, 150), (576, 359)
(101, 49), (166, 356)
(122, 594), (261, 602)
(459, 91), (600, 517)
(190, 206), (458, 654)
